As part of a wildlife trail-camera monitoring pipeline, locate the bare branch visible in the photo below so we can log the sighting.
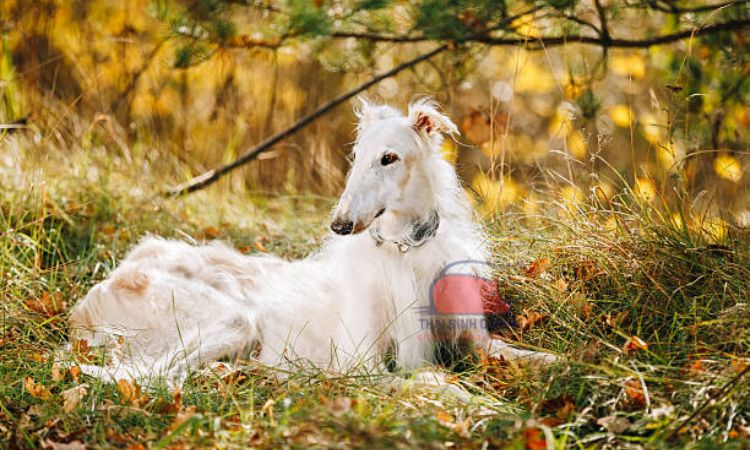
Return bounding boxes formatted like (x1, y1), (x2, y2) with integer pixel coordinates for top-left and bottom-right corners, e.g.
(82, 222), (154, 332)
(166, 45), (448, 196)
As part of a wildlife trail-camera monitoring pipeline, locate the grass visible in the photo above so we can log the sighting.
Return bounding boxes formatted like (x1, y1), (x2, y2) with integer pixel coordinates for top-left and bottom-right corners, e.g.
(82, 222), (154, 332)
(1, 135), (749, 449)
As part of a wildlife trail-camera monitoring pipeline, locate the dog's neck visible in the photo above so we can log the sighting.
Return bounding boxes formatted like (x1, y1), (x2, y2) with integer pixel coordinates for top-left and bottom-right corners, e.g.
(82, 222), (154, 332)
(369, 209), (440, 252)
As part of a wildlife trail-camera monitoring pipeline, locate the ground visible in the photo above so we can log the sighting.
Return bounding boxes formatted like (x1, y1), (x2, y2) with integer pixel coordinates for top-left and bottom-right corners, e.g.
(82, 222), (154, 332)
(1, 143), (749, 449)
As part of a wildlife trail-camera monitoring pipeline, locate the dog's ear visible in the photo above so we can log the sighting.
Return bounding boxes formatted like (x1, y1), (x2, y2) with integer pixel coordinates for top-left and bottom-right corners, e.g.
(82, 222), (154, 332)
(355, 96), (401, 133)
(408, 99), (458, 139)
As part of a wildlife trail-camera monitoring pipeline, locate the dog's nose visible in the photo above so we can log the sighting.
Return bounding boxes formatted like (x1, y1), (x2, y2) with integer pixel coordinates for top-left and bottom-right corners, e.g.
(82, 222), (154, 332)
(331, 219), (354, 235)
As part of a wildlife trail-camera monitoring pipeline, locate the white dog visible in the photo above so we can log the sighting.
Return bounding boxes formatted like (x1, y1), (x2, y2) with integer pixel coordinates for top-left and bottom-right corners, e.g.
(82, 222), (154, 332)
(69, 99), (553, 385)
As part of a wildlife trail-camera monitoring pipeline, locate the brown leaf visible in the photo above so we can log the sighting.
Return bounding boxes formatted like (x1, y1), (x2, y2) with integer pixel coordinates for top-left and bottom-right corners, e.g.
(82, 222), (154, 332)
(517, 309), (548, 333)
(524, 428), (547, 450)
(554, 278), (568, 292)
(72, 340), (94, 363)
(51, 363), (65, 382)
(623, 336), (648, 355)
(25, 292), (66, 318)
(69, 366), (81, 382)
(24, 377), (51, 400)
(624, 380), (646, 407)
(100, 224), (116, 236)
(327, 397), (351, 417)
(524, 258), (551, 278)
(165, 388), (182, 414)
(575, 259), (602, 282)
(201, 226), (221, 239)
(541, 395), (575, 421)
(597, 415), (631, 433)
(254, 240), (268, 253)
(116, 379), (148, 407)
(62, 384), (88, 412)
(105, 429), (132, 445)
(168, 406), (196, 432)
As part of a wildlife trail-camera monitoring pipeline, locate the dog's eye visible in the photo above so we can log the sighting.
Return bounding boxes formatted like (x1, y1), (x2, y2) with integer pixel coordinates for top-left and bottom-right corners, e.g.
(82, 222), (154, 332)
(381, 152), (400, 166)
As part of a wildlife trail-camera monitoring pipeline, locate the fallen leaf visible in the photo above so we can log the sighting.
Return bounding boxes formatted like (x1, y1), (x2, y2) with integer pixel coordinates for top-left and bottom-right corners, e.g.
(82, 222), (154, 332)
(116, 379), (147, 407)
(254, 240), (268, 253)
(524, 258), (550, 278)
(25, 292), (67, 318)
(24, 377), (51, 400)
(623, 336), (648, 355)
(72, 340), (94, 363)
(169, 406), (197, 431)
(685, 358), (704, 374)
(554, 278), (568, 292)
(62, 384), (88, 412)
(575, 259), (602, 282)
(327, 397), (351, 417)
(165, 388), (182, 414)
(51, 363), (65, 382)
(597, 415), (631, 433)
(27, 404), (44, 416)
(100, 224), (117, 236)
(69, 366), (81, 382)
(201, 226), (221, 239)
(105, 429), (131, 445)
(517, 309), (548, 332)
(624, 379), (646, 407)
(524, 427), (547, 450)
(41, 439), (86, 450)
(435, 409), (453, 427)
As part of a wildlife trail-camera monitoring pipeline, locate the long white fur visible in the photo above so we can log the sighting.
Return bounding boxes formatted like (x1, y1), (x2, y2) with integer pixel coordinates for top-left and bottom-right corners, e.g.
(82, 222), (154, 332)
(68, 99), (553, 386)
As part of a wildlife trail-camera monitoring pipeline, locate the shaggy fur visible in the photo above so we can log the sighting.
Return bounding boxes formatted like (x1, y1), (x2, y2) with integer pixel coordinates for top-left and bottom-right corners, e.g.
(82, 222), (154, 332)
(69, 99), (553, 385)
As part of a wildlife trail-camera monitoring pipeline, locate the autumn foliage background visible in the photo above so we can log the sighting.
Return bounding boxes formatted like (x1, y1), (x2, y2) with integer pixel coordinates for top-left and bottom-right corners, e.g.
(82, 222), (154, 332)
(1, 0), (750, 448)
(3, 0), (749, 222)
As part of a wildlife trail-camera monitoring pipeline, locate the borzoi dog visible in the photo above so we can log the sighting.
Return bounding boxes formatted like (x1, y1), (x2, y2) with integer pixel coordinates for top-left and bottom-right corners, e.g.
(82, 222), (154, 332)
(68, 99), (553, 386)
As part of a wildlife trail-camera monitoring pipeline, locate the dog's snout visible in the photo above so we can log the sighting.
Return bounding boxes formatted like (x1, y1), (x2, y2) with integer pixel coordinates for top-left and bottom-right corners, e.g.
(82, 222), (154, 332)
(331, 219), (354, 235)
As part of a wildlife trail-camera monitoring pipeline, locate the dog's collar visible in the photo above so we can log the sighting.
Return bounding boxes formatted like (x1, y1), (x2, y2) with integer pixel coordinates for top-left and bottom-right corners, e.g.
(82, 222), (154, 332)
(369, 210), (440, 253)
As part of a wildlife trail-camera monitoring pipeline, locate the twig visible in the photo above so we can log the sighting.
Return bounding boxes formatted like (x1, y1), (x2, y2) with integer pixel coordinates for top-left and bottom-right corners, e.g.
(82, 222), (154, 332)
(165, 44), (448, 196)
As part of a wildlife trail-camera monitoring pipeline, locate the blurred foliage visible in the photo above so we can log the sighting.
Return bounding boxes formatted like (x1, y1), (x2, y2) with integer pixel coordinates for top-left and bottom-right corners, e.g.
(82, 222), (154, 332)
(0, 0), (749, 230)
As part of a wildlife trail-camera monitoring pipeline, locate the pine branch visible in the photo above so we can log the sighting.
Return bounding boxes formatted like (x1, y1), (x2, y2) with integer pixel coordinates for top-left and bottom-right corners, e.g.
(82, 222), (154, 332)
(330, 18), (750, 50)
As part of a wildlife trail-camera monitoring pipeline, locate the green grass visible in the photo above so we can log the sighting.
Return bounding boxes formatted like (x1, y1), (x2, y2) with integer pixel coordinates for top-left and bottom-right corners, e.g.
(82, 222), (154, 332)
(1, 139), (749, 449)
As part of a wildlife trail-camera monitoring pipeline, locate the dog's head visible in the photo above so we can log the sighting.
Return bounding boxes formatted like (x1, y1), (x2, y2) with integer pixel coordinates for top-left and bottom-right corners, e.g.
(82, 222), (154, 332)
(330, 98), (458, 236)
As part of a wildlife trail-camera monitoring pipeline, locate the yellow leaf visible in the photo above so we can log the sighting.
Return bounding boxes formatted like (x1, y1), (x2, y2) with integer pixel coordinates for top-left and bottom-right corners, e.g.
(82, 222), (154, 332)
(639, 112), (663, 144)
(634, 177), (656, 202)
(609, 105), (633, 128)
(515, 63), (556, 93)
(697, 217), (728, 243)
(471, 174), (521, 215)
(24, 377), (51, 400)
(560, 185), (584, 206)
(567, 130), (587, 159)
(714, 154), (742, 183)
(655, 142), (684, 172)
(510, 15), (541, 38)
(611, 53), (647, 80)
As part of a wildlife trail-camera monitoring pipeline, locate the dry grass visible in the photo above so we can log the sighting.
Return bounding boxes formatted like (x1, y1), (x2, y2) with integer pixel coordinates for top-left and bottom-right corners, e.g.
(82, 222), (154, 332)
(1, 133), (749, 449)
